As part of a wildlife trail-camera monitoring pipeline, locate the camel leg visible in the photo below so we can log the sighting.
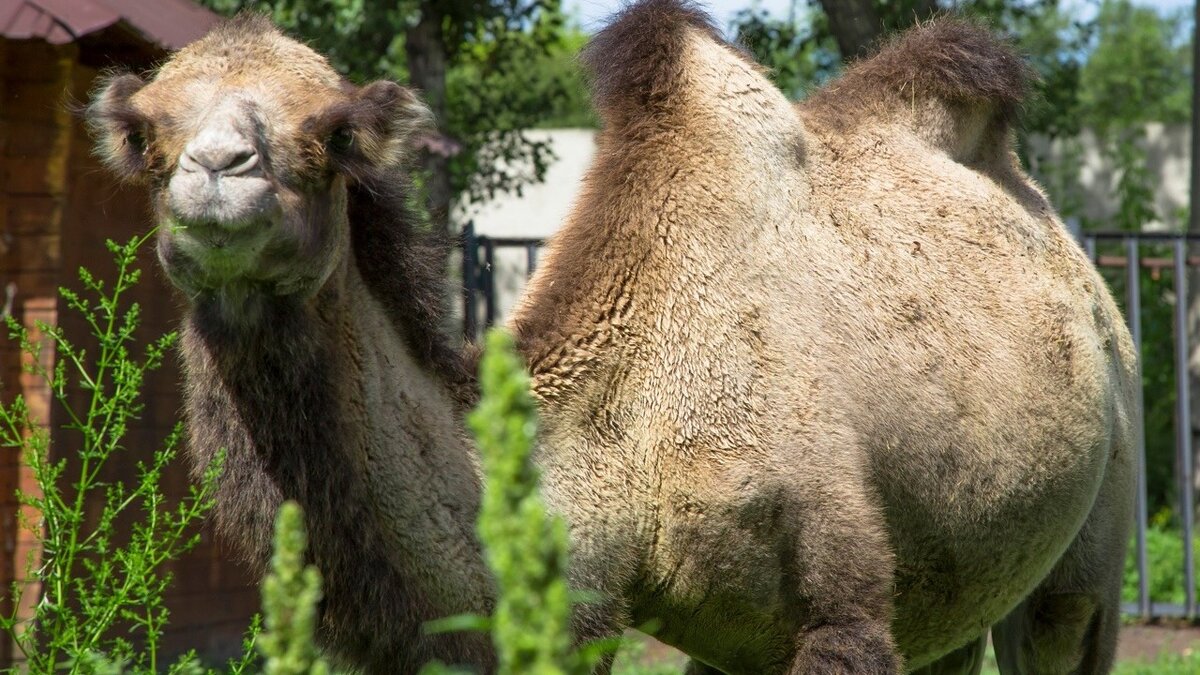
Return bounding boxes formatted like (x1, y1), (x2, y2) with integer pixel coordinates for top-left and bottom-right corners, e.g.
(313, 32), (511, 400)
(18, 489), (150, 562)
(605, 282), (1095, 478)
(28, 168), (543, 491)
(991, 451), (1132, 675)
(908, 635), (987, 675)
(784, 620), (900, 674)
(686, 631), (980, 674)
(685, 524), (902, 674)
(783, 489), (904, 673)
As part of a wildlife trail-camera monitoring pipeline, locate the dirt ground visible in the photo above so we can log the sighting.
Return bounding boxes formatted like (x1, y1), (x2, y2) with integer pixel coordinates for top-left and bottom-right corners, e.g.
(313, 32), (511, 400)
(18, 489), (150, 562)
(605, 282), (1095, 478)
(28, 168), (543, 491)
(1117, 623), (1200, 662)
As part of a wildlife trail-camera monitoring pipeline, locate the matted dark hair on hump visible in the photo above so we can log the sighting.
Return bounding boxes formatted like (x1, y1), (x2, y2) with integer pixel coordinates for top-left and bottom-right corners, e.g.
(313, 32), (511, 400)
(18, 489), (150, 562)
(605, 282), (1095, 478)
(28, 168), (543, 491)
(582, 0), (753, 115)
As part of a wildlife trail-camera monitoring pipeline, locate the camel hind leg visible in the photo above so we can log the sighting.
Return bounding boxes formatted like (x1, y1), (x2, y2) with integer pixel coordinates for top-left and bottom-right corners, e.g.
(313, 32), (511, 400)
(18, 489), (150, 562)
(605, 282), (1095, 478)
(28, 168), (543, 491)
(991, 450), (1133, 675)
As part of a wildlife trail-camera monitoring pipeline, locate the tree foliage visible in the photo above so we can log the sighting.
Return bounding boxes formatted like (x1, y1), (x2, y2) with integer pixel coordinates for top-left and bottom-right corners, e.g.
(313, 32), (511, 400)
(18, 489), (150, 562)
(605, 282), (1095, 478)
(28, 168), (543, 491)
(734, 0), (1191, 143)
(732, 4), (839, 100)
(1079, 0), (1191, 137)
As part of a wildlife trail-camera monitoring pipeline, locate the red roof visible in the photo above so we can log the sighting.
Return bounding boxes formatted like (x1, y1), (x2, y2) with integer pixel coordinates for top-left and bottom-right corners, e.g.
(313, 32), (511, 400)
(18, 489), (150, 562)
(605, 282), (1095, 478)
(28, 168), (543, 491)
(0, 0), (218, 49)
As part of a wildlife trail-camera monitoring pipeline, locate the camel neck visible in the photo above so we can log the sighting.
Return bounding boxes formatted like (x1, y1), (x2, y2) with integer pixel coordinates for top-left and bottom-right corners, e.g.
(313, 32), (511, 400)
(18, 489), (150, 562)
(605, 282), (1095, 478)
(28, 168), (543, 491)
(178, 268), (493, 670)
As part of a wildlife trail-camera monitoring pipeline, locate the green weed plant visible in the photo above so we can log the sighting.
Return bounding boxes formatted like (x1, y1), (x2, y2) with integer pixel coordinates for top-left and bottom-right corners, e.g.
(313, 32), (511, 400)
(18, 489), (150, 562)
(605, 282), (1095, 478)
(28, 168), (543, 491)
(0, 234), (220, 673)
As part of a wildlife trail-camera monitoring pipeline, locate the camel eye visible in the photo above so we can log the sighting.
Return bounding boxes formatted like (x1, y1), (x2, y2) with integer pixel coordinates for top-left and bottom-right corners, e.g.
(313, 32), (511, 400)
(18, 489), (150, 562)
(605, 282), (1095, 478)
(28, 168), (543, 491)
(127, 126), (150, 156)
(327, 126), (353, 154)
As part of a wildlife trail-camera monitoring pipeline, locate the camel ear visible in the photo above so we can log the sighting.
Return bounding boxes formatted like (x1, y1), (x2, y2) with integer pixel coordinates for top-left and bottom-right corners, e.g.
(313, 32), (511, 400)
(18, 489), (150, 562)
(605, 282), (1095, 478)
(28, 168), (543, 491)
(87, 72), (151, 180)
(326, 80), (433, 175)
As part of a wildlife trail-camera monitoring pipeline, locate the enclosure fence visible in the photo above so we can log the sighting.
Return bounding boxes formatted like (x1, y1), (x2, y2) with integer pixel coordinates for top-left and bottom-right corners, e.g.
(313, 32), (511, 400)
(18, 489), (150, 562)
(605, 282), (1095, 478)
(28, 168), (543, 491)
(460, 223), (1200, 622)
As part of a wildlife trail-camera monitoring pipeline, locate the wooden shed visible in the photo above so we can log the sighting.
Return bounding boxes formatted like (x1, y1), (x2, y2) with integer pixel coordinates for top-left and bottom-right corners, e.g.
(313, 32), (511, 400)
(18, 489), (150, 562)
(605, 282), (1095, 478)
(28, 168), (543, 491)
(0, 0), (257, 664)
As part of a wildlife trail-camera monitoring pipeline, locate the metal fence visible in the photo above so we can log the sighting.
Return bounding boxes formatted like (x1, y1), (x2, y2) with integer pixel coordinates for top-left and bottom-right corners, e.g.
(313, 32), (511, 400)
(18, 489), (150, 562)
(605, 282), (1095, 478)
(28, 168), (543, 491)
(460, 221), (545, 340)
(461, 225), (1200, 621)
(1083, 231), (1198, 620)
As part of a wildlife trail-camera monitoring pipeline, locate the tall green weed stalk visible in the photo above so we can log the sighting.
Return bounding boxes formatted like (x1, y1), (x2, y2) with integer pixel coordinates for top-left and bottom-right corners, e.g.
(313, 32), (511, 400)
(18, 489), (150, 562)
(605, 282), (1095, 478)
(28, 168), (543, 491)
(423, 329), (616, 675)
(0, 234), (221, 673)
(256, 503), (329, 675)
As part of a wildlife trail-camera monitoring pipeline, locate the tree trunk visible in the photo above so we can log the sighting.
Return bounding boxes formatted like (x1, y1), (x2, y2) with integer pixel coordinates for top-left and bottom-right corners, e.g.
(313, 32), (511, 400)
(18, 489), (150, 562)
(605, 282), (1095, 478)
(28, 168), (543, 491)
(817, 0), (884, 60)
(406, 1), (453, 234)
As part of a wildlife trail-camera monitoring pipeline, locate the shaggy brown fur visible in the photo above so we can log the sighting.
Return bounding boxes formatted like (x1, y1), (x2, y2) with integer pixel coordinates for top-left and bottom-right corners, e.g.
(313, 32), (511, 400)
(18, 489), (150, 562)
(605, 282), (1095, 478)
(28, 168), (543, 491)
(346, 174), (477, 405)
(807, 18), (1033, 127)
(510, 2), (1135, 673)
(181, 296), (485, 672)
(805, 19), (1035, 166)
(582, 0), (739, 117)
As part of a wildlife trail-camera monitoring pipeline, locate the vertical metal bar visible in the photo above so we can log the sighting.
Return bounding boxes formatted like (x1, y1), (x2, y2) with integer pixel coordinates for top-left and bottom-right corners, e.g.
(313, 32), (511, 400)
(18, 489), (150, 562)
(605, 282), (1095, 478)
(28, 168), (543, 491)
(461, 221), (478, 342)
(1126, 237), (1150, 619)
(1190, 0), (1200, 238)
(1084, 236), (1097, 263)
(1173, 238), (1196, 618)
(526, 243), (539, 277)
(1066, 216), (1084, 248)
(483, 238), (497, 329)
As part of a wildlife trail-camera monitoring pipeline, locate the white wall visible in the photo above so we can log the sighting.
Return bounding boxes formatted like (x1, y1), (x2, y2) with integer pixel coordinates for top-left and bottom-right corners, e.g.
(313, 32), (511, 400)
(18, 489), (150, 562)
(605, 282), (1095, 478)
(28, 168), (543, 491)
(456, 129), (599, 238)
(454, 129), (599, 324)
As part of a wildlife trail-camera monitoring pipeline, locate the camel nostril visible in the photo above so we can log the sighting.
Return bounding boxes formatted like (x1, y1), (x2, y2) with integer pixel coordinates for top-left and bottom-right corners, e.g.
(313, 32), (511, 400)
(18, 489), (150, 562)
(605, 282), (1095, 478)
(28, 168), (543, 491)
(180, 138), (260, 176)
(223, 150), (259, 176)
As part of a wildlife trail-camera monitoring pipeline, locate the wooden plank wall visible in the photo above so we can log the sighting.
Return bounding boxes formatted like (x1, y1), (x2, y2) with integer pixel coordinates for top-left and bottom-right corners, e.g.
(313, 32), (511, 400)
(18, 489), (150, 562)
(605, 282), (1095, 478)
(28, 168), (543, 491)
(0, 38), (257, 667)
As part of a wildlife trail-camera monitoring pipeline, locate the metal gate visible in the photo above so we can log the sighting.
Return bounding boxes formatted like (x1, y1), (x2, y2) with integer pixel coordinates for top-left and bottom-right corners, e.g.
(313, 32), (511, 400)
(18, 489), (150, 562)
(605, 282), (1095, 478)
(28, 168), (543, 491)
(460, 221), (544, 340)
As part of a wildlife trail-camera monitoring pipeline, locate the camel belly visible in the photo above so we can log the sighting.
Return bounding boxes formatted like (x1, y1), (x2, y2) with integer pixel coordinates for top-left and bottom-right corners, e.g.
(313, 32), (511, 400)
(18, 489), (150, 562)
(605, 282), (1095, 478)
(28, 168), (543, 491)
(806, 280), (1125, 665)
(870, 397), (1116, 667)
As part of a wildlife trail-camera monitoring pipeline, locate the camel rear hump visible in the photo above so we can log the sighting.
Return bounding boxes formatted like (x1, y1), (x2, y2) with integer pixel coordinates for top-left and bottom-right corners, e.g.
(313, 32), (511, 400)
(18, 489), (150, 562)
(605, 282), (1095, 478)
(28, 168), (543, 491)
(806, 19), (1035, 166)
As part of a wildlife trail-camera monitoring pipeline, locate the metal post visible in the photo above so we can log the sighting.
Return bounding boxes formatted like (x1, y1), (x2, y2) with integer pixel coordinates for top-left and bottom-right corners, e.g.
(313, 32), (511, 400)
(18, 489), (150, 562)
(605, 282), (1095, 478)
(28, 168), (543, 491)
(526, 243), (539, 277)
(461, 221), (478, 341)
(482, 237), (497, 329)
(1126, 237), (1150, 619)
(1191, 0), (1200, 237)
(1084, 236), (1097, 263)
(1174, 238), (1196, 618)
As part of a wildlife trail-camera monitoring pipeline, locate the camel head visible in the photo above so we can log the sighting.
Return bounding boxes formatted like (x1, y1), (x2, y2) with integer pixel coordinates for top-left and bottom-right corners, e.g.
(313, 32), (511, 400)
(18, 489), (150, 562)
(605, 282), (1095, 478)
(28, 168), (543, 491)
(87, 15), (431, 304)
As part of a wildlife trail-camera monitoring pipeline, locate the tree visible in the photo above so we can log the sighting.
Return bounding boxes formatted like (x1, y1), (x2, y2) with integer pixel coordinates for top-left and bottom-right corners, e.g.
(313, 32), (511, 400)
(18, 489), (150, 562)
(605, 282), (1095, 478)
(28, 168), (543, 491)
(815, 0), (938, 60)
(1079, 0), (1190, 137)
(732, 4), (839, 100)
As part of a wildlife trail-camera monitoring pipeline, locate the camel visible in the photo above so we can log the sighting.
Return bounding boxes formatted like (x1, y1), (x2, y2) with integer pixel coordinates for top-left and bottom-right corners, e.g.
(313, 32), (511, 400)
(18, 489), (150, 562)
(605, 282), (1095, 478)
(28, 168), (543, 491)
(87, 1), (1138, 673)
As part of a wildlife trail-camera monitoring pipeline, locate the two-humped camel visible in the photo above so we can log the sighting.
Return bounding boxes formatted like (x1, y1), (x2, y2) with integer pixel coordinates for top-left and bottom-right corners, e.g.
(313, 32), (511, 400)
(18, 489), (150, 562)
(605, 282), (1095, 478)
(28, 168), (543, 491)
(87, 1), (1137, 673)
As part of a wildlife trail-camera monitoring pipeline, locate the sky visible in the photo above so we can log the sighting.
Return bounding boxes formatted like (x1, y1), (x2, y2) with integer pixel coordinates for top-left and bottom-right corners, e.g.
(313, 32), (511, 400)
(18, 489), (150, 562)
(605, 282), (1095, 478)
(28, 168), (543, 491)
(566, 0), (1195, 33)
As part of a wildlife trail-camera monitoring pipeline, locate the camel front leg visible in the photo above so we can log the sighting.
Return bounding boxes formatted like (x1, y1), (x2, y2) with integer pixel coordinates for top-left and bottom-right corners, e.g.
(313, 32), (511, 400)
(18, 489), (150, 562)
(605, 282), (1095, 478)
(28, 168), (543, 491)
(780, 473), (903, 674)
